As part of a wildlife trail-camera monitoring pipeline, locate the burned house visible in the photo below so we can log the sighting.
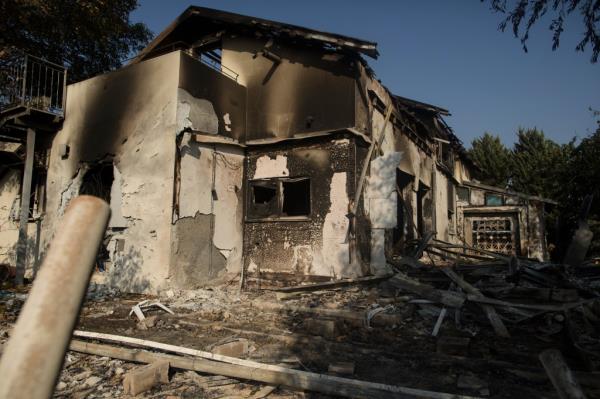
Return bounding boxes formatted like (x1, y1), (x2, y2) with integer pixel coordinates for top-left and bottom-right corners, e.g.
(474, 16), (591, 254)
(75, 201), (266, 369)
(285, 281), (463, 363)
(0, 7), (553, 292)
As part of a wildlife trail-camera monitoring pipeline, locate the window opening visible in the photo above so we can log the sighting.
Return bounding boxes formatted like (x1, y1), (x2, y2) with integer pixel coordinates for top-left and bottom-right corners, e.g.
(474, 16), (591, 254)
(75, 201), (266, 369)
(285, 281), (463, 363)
(282, 179), (310, 216)
(248, 178), (311, 220)
(253, 184), (276, 205)
(80, 163), (114, 203)
(471, 218), (514, 254)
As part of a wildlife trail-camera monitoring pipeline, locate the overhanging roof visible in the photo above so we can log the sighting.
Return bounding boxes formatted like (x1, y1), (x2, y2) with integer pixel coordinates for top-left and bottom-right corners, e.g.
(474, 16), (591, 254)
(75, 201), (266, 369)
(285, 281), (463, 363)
(463, 180), (558, 205)
(130, 6), (379, 65)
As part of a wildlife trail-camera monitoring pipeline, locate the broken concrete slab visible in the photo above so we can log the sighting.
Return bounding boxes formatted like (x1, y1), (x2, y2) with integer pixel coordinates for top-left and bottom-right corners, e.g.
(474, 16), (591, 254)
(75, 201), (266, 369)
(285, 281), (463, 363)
(303, 318), (338, 340)
(122, 360), (170, 396)
(211, 339), (250, 358)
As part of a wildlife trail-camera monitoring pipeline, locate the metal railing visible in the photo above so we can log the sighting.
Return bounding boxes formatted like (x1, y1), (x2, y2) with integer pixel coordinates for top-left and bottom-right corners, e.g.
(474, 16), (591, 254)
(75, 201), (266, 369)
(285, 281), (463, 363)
(0, 49), (67, 116)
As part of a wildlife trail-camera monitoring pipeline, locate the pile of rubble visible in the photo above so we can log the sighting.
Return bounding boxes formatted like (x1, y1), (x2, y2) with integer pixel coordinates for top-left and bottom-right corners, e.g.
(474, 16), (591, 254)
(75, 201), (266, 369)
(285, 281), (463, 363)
(1, 235), (600, 398)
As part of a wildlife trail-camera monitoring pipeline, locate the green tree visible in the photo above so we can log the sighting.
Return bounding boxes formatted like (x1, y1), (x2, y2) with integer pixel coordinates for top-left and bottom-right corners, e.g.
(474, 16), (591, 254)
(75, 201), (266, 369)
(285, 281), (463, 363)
(511, 128), (572, 199)
(0, 0), (152, 82)
(468, 132), (513, 187)
(483, 0), (600, 63)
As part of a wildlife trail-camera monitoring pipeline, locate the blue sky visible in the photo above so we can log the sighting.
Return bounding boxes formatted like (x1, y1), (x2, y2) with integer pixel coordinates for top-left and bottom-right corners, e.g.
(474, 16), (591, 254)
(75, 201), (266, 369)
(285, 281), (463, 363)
(131, 1), (599, 147)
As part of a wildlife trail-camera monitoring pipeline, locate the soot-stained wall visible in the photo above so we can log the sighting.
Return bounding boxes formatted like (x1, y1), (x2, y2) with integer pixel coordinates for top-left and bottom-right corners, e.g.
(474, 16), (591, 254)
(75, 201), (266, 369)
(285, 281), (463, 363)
(178, 53), (246, 140)
(222, 36), (357, 141)
(171, 135), (245, 288)
(243, 136), (362, 281)
(44, 52), (180, 293)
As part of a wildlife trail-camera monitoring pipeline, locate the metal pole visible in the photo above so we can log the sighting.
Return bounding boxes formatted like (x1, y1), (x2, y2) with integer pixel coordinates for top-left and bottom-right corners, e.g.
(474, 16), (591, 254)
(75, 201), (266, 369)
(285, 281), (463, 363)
(15, 128), (35, 286)
(0, 196), (110, 399)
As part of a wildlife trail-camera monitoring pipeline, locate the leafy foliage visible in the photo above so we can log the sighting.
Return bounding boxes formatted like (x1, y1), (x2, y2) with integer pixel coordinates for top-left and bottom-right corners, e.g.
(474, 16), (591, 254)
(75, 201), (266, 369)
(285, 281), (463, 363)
(484, 0), (600, 63)
(468, 132), (513, 187)
(0, 0), (152, 82)
(511, 128), (572, 198)
(471, 120), (600, 258)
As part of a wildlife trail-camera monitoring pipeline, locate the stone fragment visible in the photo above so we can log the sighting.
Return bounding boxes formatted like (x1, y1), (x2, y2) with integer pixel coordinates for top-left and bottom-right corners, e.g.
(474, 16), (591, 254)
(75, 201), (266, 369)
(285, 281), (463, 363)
(123, 360), (170, 396)
(212, 339), (249, 357)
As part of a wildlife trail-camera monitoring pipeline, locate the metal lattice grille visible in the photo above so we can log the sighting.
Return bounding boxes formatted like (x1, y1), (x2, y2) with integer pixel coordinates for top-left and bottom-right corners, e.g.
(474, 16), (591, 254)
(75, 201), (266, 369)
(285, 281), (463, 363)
(471, 218), (514, 254)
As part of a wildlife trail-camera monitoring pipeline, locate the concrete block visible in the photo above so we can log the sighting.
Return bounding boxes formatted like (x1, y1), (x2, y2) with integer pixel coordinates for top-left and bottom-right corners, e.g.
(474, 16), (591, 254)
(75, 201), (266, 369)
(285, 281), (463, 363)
(123, 360), (169, 396)
(212, 339), (249, 357)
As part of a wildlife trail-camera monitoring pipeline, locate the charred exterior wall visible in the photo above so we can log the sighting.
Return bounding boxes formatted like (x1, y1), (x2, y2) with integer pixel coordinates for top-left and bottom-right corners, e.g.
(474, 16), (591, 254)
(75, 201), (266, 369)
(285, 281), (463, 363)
(43, 52), (181, 293)
(456, 185), (548, 260)
(222, 36), (357, 141)
(0, 169), (20, 265)
(178, 53), (246, 140)
(243, 136), (361, 281)
(171, 135), (245, 288)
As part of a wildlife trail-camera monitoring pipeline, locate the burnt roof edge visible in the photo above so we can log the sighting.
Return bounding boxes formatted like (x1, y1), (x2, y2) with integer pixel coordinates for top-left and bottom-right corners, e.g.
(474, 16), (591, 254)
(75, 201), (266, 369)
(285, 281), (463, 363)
(129, 6), (379, 65)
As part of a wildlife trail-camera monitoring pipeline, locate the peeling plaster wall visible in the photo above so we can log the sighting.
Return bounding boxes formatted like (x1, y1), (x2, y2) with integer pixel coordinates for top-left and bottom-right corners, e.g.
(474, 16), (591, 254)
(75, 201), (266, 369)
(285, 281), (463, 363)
(0, 170), (20, 264)
(43, 51), (181, 293)
(253, 154), (289, 179)
(365, 152), (401, 274)
(171, 134), (244, 287)
(434, 169), (450, 241)
(244, 137), (360, 280)
(222, 36), (356, 140)
(178, 52), (246, 140)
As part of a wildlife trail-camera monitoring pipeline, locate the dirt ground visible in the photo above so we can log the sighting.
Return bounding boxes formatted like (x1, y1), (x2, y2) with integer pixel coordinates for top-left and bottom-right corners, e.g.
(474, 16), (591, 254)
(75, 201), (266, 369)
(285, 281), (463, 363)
(2, 273), (596, 399)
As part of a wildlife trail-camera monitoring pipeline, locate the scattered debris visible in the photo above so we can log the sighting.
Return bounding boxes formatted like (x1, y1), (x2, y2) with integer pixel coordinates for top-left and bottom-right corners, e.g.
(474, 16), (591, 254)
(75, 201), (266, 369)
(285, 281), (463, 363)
(129, 300), (175, 322)
(122, 360), (170, 396)
(328, 362), (355, 376)
(539, 349), (588, 399)
(211, 338), (250, 357)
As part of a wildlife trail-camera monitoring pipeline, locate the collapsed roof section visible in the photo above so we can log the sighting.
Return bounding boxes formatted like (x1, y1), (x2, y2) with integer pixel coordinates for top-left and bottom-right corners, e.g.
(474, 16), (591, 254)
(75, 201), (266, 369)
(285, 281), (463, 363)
(393, 94), (478, 173)
(130, 6), (379, 65)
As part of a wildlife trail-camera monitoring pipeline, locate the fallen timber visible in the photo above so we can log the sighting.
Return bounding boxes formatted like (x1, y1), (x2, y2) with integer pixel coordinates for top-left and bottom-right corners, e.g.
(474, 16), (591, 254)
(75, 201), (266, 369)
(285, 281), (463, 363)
(70, 337), (481, 399)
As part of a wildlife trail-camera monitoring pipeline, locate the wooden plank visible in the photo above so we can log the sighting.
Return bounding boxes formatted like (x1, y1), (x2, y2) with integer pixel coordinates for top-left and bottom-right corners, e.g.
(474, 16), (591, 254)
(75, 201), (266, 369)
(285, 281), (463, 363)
(430, 240), (511, 263)
(466, 295), (593, 312)
(273, 274), (392, 293)
(15, 128), (35, 286)
(431, 307), (447, 337)
(440, 267), (510, 338)
(252, 300), (403, 328)
(388, 273), (466, 308)
(413, 232), (434, 259)
(69, 340), (481, 399)
(539, 349), (588, 399)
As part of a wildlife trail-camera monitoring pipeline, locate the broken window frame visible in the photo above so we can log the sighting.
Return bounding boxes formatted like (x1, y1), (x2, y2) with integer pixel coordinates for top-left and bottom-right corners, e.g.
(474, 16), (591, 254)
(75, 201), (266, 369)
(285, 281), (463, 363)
(246, 177), (312, 221)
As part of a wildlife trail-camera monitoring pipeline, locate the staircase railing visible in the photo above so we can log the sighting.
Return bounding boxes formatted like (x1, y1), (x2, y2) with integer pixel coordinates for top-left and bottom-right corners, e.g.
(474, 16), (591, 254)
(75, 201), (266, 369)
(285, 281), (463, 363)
(0, 49), (67, 116)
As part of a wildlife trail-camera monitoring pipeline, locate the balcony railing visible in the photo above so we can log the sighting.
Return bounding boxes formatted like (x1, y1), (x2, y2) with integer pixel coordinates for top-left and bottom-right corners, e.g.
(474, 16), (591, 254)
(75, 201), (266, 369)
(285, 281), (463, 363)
(0, 50), (67, 117)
